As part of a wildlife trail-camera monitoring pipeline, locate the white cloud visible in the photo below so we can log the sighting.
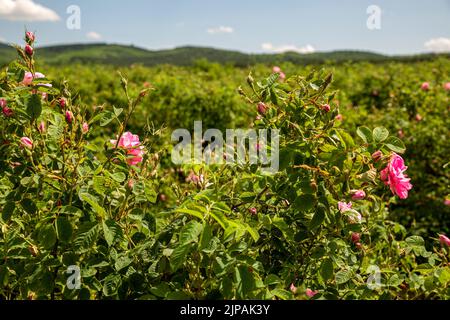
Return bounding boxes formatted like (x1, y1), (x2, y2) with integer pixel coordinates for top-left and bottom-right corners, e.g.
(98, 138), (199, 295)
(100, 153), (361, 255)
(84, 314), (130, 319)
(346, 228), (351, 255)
(262, 42), (315, 54)
(424, 37), (450, 53)
(207, 26), (234, 34)
(0, 0), (60, 22)
(0, 36), (5, 42)
(86, 32), (102, 40)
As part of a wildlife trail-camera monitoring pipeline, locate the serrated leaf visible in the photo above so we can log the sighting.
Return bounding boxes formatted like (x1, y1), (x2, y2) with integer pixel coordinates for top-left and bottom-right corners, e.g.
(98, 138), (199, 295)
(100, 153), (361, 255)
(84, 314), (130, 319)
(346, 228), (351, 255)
(357, 126), (372, 143)
(80, 193), (106, 219)
(26, 94), (42, 122)
(373, 127), (389, 143)
(56, 217), (73, 242)
(102, 219), (123, 246)
(384, 136), (406, 153)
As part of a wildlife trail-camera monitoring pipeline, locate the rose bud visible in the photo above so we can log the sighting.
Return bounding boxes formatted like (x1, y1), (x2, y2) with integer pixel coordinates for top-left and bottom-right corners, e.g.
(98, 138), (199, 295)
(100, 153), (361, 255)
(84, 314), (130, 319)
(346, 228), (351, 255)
(355, 242), (363, 250)
(335, 114), (343, 121)
(305, 289), (318, 298)
(25, 31), (35, 44)
(20, 137), (33, 149)
(439, 234), (450, 247)
(289, 283), (297, 294)
(445, 82), (450, 91)
(421, 82), (430, 91)
(321, 104), (331, 112)
(127, 179), (135, 190)
(257, 102), (267, 115)
(59, 98), (66, 108)
(2, 106), (13, 117)
(249, 207), (257, 215)
(415, 114), (423, 122)
(351, 190), (366, 201)
(38, 121), (46, 133)
(65, 110), (74, 124)
(279, 72), (286, 81)
(351, 232), (361, 244)
(159, 194), (167, 202)
(25, 44), (34, 56)
(371, 150), (383, 162)
(444, 198), (450, 206)
(273, 66), (281, 73)
(82, 122), (89, 134)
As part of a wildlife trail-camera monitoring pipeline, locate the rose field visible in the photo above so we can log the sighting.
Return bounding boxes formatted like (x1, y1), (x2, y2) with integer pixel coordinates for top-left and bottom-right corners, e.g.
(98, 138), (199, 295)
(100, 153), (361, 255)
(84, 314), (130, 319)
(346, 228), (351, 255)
(0, 31), (450, 301)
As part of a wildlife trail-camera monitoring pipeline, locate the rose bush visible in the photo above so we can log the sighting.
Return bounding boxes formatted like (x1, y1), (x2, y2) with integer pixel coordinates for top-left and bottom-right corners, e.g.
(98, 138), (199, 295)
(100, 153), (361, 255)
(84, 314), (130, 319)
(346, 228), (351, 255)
(1, 33), (449, 300)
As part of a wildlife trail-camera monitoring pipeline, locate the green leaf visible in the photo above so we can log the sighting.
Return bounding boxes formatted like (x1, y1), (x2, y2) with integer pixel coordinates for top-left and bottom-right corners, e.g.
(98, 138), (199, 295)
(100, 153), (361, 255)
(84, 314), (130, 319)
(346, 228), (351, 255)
(384, 136), (406, 153)
(114, 255), (132, 271)
(102, 274), (122, 297)
(272, 217), (294, 242)
(320, 258), (334, 281)
(175, 208), (204, 220)
(26, 94), (42, 122)
(199, 222), (213, 251)
(179, 220), (203, 244)
(150, 283), (171, 298)
(335, 270), (352, 284)
(270, 288), (293, 300)
(102, 220), (123, 246)
(109, 172), (126, 183)
(171, 243), (191, 272)
(21, 198), (37, 215)
(309, 207), (325, 231)
(80, 193), (106, 219)
(1, 201), (15, 221)
(294, 194), (316, 212)
(38, 224), (57, 250)
(356, 126), (372, 143)
(373, 127), (389, 143)
(74, 222), (99, 252)
(235, 265), (255, 298)
(56, 217), (73, 242)
(99, 111), (115, 126)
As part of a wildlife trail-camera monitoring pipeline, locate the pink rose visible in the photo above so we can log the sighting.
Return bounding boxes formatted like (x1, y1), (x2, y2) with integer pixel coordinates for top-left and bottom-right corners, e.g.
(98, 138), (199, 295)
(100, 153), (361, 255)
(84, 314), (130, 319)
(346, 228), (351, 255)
(380, 153), (412, 199)
(439, 234), (450, 247)
(444, 198), (450, 206)
(338, 201), (352, 213)
(249, 207), (257, 215)
(371, 150), (383, 162)
(25, 44), (34, 56)
(65, 111), (73, 124)
(444, 82), (450, 91)
(20, 137), (33, 149)
(272, 66), (281, 73)
(289, 283), (297, 294)
(421, 82), (430, 91)
(38, 121), (46, 133)
(335, 114), (343, 121)
(351, 232), (361, 244)
(82, 122), (89, 134)
(257, 102), (267, 115)
(0, 98), (6, 108)
(351, 190), (366, 201)
(111, 132), (145, 166)
(321, 104), (331, 113)
(22, 72), (45, 86)
(415, 114), (422, 122)
(305, 288), (318, 298)
(25, 31), (35, 43)
(279, 72), (286, 81)
(59, 98), (67, 108)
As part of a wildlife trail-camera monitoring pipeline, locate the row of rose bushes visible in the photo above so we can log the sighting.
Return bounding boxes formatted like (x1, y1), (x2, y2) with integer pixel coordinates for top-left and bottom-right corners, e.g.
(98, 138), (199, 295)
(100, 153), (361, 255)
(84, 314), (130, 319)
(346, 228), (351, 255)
(1, 33), (449, 300)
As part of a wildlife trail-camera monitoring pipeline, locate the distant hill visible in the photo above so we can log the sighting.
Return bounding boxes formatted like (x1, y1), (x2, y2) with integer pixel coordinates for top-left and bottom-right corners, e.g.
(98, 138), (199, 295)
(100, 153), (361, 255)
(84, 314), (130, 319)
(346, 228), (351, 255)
(0, 42), (448, 67)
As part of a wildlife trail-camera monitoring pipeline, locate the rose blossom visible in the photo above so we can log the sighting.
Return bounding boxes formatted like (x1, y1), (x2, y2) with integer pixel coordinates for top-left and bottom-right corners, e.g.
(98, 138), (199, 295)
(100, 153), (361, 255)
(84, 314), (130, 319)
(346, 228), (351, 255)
(351, 232), (361, 244)
(289, 283), (297, 294)
(421, 82), (430, 91)
(305, 288), (318, 298)
(351, 190), (366, 201)
(20, 137), (33, 149)
(65, 111), (73, 124)
(272, 66), (281, 73)
(439, 234), (450, 247)
(380, 153), (413, 199)
(110, 132), (145, 166)
(82, 122), (89, 134)
(444, 82), (450, 91)
(444, 198), (450, 206)
(22, 72), (46, 86)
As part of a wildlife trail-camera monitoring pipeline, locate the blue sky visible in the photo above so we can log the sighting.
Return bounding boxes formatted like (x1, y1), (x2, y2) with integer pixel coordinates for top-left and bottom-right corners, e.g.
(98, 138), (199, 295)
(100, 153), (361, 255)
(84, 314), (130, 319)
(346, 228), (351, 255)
(1, 0), (450, 55)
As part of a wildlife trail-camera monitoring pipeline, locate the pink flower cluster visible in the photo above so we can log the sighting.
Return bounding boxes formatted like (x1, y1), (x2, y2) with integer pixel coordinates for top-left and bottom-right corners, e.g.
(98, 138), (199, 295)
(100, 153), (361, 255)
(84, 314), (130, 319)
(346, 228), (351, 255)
(1, 98), (13, 117)
(272, 66), (286, 81)
(380, 153), (412, 199)
(110, 132), (145, 166)
(22, 72), (49, 87)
